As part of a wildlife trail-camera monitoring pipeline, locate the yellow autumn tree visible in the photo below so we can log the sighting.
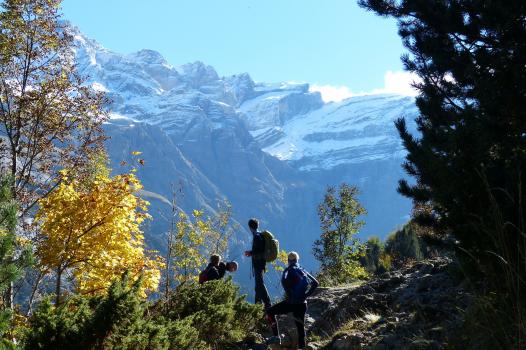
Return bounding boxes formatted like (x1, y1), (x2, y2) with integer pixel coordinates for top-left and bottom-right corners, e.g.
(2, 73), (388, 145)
(35, 170), (161, 303)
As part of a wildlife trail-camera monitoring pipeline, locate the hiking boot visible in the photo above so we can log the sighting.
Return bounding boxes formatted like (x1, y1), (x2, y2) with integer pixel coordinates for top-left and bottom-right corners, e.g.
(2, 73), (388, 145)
(265, 335), (281, 345)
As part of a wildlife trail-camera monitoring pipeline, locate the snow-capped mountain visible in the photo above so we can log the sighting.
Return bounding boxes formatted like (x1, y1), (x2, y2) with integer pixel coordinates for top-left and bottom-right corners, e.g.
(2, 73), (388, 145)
(241, 91), (417, 170)
(71, 26), (417, 274)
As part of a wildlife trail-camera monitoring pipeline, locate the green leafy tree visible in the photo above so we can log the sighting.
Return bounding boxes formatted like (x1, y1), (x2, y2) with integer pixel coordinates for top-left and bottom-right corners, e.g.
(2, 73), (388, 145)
(359, 1), (526, 346)
(313, 184), (368, 285)
(361, 236), (393, 274)
(167, 203), (234, 286)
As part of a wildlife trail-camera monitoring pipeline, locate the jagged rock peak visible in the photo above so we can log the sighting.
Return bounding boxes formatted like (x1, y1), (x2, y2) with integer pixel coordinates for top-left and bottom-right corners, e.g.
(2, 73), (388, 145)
(178, 61), (219, 81)
(129, 49), (168, 65)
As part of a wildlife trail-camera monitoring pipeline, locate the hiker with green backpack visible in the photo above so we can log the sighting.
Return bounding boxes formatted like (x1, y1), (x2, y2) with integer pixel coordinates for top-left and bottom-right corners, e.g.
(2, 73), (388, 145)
(244, 218), (279, 310)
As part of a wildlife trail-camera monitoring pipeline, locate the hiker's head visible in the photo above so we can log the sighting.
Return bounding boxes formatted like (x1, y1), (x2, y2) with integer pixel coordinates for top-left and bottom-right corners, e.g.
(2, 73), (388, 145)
(210, 254), (221, 266)
(288, 251), (299, 265)
(226, 261), (238, 272)
(248, 218), (259, 231)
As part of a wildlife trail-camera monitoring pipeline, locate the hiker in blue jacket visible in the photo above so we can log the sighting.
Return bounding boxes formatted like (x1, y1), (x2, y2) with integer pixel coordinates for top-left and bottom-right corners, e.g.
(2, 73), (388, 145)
(266, 251), (319, 349)
(244, 218), (271, 309)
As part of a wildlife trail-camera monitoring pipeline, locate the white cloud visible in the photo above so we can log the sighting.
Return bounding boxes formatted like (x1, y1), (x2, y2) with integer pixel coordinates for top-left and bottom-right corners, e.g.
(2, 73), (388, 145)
(310, 70), (421, 103)
(309, 84), (356, 103)
(380, 70), (421, 96)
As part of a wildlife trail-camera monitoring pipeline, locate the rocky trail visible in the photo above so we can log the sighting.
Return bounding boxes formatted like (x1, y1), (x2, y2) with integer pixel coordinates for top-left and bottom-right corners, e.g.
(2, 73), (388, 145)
(242, 257), (472, 350)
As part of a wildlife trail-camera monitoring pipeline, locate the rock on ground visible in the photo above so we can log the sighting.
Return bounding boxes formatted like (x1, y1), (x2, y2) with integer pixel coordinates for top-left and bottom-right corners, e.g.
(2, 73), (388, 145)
(241, 256), (472, 350)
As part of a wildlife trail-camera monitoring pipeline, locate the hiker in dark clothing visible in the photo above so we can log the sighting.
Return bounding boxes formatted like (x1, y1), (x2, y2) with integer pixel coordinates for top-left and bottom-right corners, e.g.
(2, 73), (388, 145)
(200, 255), (238, 283)
(244, 218), (271, 309)
(266, 251), (319, 349)
(199, 254), (221, 284)
(217, 261), (238, 279)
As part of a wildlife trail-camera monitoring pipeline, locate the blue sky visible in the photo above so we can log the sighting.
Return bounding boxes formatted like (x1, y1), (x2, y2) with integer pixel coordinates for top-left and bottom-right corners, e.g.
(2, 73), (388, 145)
(62, 0), (414, 101)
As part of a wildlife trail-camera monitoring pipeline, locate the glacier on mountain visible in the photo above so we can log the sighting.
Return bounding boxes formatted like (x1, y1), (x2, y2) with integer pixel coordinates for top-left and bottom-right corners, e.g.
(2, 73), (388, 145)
(244, 94), (418, 170)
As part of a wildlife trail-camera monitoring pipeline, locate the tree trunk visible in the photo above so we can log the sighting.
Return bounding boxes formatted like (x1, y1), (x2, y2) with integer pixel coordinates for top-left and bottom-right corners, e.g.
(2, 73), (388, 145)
(26, 270), (44, 316)
(55, 267), (62, 305)
(6, 154), (17, 310)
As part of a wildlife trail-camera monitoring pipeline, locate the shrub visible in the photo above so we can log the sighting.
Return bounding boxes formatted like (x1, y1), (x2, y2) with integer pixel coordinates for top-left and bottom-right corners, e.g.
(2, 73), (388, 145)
(377, 252), (392, 274)
(385, 223), (428, 266)
(23, 297), (91, 350)
(23, 272), (260, 350)
(163, 317), (207, 350)
(158, 277), (263, 349)
(317, 260), (369, 286)
(361, 236), (384, 274)
(23, 273), (169, 350)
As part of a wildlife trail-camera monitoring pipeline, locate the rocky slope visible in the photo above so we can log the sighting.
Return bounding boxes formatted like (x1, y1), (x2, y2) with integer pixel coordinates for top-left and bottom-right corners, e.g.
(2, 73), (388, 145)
(243, 257), (471, 350)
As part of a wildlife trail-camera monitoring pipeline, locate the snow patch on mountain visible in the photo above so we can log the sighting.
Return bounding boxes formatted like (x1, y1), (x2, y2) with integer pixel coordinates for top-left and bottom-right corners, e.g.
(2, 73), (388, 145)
(240, 91), (418, 170)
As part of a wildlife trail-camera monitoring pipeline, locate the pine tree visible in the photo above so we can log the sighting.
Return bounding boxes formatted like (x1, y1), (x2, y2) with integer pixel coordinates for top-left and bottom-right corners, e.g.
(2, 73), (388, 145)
(359, 0), (526, 346)
(385, 223), (426, 264)
(0, 175), (32, 346)
(361, 236), (383, 273)
(358, 0), (526, 265)
(24, 273), (171, 350)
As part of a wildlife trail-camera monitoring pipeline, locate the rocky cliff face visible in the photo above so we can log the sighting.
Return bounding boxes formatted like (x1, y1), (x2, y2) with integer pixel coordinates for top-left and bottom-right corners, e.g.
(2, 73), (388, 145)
(242, 257), (472, 350)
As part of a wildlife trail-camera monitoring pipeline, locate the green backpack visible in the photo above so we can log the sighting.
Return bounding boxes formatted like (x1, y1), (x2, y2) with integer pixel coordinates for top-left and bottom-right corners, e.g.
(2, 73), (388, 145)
(261, 230), (279, 262)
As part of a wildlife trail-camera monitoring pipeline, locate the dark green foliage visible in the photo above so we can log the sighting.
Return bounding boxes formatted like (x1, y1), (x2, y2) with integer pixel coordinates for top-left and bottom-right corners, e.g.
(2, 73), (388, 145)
(360, 236), (384, 274)
(360, 226), (428, 274)
(24, 273), (170, 350)
(313, 184), (369, 285)
(0, 175), (33, 347)
(23, 297), (92, 350)
(358, 0), (526, 273)
(163, 318), (205, 350)
(158, 278), (263, 349)
(359, 0), (526, 346)
(385, 223), (428, 265)
(357, 0), (526, 253)
(86, 274), (169, 350)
